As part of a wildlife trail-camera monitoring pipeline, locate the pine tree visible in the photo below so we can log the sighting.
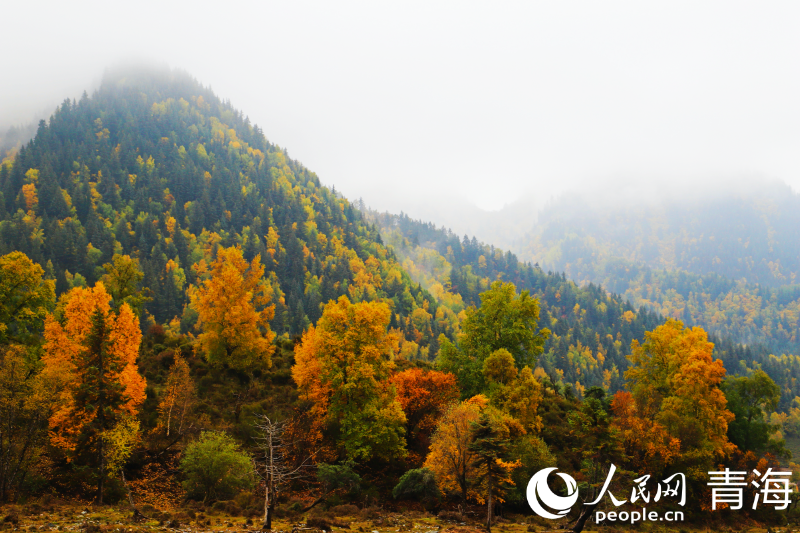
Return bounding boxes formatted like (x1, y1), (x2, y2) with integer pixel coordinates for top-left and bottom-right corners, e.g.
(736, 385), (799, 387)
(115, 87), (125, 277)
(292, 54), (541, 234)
(42, 283), (145, 503)
(469, 413), (516, 532)
(74, 308), (127, 503)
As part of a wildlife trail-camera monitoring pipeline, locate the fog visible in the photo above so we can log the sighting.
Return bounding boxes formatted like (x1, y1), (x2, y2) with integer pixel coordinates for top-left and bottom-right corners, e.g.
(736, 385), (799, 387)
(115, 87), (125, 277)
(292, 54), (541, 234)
(2, 1), (799, 235)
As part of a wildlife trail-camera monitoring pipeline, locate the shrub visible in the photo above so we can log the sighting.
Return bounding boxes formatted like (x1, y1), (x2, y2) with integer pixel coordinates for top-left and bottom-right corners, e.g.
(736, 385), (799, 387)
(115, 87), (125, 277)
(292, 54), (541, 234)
(393, 468), (440, 501)
(438, 510), (464, 522)
(359, 507), (380, 520)
(180, 431), (254, 503)
(317, 462), (361, 496)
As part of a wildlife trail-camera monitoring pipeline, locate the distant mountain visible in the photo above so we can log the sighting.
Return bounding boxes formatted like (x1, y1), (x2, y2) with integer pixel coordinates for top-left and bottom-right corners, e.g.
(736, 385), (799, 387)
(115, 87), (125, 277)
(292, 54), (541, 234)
(520, 180), (800, 287)
(506, 181), (800, 360)
(365, 210), (800, 405)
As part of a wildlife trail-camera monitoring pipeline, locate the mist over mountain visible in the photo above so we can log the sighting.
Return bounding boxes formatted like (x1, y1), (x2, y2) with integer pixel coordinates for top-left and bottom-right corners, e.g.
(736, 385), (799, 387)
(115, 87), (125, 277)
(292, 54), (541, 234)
(517, 178), (800, 286)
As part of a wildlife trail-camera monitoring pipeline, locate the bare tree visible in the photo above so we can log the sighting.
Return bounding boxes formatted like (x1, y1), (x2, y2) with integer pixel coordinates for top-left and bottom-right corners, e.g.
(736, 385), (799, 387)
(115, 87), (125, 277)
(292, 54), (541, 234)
(254, 416), (314, 530)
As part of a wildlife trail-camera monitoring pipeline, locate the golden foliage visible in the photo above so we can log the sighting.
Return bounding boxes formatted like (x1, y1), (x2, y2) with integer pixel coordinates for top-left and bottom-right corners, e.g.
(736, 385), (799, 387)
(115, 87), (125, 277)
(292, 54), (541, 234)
(621, 319), (735, 480)
(390, 367), (459, 442)
(0, 251), (55, 344)
(157, 352), (195, 436)
(292, 295), (406, 461)
(42, 283), (145, 452)
(190, 246), (275, 369)
(424, 395), (488, 502)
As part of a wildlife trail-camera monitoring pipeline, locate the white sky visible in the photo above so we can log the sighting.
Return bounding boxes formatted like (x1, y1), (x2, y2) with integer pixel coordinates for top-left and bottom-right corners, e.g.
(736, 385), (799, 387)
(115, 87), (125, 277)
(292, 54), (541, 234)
(2, 1), (799, 212)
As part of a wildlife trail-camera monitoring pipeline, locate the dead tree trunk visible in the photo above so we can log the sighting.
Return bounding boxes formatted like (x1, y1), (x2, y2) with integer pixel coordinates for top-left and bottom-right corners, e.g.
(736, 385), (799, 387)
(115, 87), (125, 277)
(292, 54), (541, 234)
(255, 416), (313, 531)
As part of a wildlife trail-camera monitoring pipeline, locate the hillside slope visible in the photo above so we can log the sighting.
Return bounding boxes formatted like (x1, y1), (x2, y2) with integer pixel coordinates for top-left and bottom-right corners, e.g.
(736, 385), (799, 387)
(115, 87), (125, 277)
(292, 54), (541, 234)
(365, 210), (800, 401)
(0, 67), (446, 354)
(505, 185), (800, 360)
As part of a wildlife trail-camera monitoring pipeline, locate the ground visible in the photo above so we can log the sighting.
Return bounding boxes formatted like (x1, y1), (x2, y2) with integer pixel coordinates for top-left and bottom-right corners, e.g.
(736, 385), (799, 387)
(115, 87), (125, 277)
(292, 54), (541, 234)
(0, 501), (797, 533)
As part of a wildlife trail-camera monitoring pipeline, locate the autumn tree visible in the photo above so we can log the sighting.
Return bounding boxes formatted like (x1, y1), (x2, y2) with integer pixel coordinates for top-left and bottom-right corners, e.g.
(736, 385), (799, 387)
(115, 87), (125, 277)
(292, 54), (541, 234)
(438, 281), (549, 396)
(389, 367), (459, 457)
(482, 349), (544, 433)
(0, 252), (56, 501)
(101, 254), (150, 315)
(0, 345), (56, 501)
(190, 246), (275, 370)
(622, 319), (734, 481)
(424, 395), (488, 505)
(157, 352), (196, 437)
(42, 282), (146, 503)
(0, 251), (55, 345)
(292, 295), (406, 462)
(610, 390), (680, 476)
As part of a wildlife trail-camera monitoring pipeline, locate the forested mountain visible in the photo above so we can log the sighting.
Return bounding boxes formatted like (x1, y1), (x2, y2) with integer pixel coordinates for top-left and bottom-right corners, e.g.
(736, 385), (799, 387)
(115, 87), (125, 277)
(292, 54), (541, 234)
(1, 68), (797, 525)
(364, 210), (800, 405)
(499, 185), (800, 363)
(4, 66), (798, 409)
(0, 67), (446, 354)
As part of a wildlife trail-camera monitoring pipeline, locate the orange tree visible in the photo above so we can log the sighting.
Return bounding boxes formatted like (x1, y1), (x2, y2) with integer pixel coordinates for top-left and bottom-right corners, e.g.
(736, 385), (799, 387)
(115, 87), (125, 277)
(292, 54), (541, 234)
(423, 395), (487, 505)
(42, 282), (145, 503)
(618, 319), (734, 485)
(389, 367), (459, 460)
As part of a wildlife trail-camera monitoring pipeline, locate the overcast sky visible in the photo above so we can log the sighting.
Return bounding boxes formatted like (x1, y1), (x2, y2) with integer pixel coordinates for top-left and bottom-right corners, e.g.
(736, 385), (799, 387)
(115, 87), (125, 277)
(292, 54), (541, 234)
(2, 1), (799, 214)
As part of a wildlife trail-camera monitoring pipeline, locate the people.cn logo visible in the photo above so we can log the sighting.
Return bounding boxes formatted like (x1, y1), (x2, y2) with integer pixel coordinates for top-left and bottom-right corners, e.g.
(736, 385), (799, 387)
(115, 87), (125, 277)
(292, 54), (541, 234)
(526, 467), (580, 519)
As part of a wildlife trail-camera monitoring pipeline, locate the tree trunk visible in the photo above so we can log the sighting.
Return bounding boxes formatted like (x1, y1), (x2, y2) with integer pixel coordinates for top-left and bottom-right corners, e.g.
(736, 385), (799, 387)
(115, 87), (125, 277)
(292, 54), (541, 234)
(97, 438), (105, 505)
(301, 491), (331, 513)
(122, 470), (145, 521)
(263, 427), (275, 530)
(486, 478), (493, 533)
(266, 499), (275, 530)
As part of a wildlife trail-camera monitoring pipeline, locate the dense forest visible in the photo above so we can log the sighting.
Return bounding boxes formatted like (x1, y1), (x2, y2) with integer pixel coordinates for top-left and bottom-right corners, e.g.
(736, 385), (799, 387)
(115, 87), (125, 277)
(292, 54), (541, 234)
(1, 68), (798, 531)
(508, 188), (800, 358)
(367, 210), (800, 410)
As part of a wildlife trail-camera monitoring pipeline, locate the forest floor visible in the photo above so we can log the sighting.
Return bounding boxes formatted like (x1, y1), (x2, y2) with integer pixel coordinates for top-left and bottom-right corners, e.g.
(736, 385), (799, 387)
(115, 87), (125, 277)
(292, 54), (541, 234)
(0, 503), (793, 533)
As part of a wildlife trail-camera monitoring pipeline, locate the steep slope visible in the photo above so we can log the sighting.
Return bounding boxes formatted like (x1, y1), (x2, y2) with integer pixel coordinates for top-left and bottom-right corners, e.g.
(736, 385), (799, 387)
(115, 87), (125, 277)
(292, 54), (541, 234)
(0, 67), (441, 352)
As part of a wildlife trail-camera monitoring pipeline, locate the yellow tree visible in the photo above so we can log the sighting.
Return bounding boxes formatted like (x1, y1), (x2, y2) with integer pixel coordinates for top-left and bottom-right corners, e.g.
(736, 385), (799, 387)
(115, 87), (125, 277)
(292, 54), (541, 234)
(0, 251), (55, 344)
(0, 345), (57, 501)
(623, 319), (734, 481)
(157, 352), (196, 437)
(190, 246), (275, 369)
(292, 295), (406, 462)
(424, 395), (488, 505)
(482, 349), (543, 434)
(42, 282), (146, 503)
(101, 254), (150, 315)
